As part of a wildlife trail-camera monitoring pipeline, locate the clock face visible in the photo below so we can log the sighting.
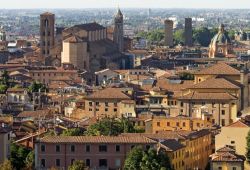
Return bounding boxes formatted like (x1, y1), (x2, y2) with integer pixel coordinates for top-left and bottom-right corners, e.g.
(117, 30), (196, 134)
(52, 58), (61, 67)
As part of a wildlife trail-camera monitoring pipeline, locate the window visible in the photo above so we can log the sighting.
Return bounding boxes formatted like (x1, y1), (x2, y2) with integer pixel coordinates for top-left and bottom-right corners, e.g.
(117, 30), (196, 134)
(167, 122), (170, 126)
(96, 108), (99, 111)
(218, 167), (222, 170)
(157, 122), (160, 126)
(99, 159), (107, 167)
(99, 145), (107, 152)
(212, 102), (216, 107)
(71, 145), (75, 152)
(131, 145), (135, 149)
(233, 167), (237, 170)
(221, 110), (225, 115)
(114, 102), (118, 107)
(180, 102), (183, 107)
(89, 102), (92, 106)
(221, 119), (225, 126)
(197, 123), (200, 127)
(115, 159), (121, 167)
(202, 102), (205, 106)
(56, 159), (60, 167)
(89, 108), (92, 111)
(105, 102), (109, 107)
(176, 122), (179, 127)
(71, 159), (75, 165)
(86, 145), (90, 152)
(231, 140), (235, 144)
(105, 108), (108, 112)
(41, 145), (45, 152)
(116, 145), (120, 152)
(86, 159), (91, 167)
(56, 145), (60, 152)
(183, 122), (186, 127)
(41, 159), (46, 167)
(96, 102), (99, 106)
(114, 108), (117, 112)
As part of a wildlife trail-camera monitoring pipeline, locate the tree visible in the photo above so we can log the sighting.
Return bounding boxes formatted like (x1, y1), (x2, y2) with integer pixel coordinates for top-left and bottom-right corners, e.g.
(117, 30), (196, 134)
(85, 118), (140, 136)
(68, 160), (85, 170)
(179, 72), (194, 80)
(28, 81), (46, 93)
(61, 128), (84, 136)
(140, 148), (171, 170)
(0, 84), (8, 94)
(10, 143), (31, 170)
(124, 146), (144, 170)
(246, 130), (250, 163)
(193, 27), (212, 47)
(174, 29), (184, 45)
(25, 150), (35, 170)
(1, 70), (10, 86)
(124, 147), (171, 170)
(0, 160), (13, 170)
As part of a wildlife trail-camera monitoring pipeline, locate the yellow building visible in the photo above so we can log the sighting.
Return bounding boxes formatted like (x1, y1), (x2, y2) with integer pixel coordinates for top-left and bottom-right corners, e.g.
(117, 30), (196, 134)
(210, 146), (245, 170)
(122, 129), (213, 170)
(158, 139), (185, 170)
(145, 116), (212, 133)
(216, 118), (250, 169)
(83, 88), (135, 118)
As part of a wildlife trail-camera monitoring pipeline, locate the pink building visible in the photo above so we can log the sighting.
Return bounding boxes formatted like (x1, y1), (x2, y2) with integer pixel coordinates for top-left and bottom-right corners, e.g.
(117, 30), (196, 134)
(35, 136), (157, 170)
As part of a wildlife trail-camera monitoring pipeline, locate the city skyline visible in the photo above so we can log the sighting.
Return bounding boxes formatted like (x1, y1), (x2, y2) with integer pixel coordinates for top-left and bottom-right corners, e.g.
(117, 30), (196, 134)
(1, 0), (250, 9)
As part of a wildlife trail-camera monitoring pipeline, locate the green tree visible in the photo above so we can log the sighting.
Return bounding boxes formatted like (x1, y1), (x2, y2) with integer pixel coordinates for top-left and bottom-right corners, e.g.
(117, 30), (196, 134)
(68, 160), (85, 170)
(0, 160), (13, 170)
(124, 146), (144, 170)
(25, 150), (35, 170)
(61, 128), (84, 136)
(10, 143), (31, 170)
(174, 29), (184, 45)
(0, 84), (8, 94)
(246, 130), (250, 163)
(85, 118), (139, 136)
(124, 147), (171, 170)
(1, 70), (10, 86)
(28, 81), (46, 93)
(179, 72), (194, 80)
(193, 27), (212, 46)
(141, 148), (171, 170)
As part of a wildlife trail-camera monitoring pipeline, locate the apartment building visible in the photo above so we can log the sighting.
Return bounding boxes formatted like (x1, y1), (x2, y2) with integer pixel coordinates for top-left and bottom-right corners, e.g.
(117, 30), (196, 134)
(35, 136), (157, 170)
(83, 88), (135, 118)
(122, 129), (213, 170)
(216, 117), (250, 169)
(145, 116), (212, 133)
(210, 146), (245, 170)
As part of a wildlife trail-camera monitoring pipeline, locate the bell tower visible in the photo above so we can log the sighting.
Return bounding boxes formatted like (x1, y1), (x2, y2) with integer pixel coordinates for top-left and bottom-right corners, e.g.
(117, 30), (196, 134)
(113, 8), (124, 52)
(40, 12), (55, 57)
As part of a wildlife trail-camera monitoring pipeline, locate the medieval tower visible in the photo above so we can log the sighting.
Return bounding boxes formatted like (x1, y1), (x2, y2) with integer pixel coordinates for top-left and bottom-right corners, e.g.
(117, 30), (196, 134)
(113, 8), (124, 52)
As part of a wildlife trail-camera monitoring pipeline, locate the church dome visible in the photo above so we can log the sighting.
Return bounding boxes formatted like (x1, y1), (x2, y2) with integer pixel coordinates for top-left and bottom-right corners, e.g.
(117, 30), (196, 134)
(211, 24), (231, 45)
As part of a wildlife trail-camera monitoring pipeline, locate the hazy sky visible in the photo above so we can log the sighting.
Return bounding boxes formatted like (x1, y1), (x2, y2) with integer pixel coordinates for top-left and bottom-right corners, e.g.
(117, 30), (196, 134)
(1, 0), (250, 9)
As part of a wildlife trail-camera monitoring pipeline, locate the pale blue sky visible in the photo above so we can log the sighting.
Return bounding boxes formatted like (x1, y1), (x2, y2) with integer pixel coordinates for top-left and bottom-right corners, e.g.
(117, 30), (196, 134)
(1, 0), (250, 9)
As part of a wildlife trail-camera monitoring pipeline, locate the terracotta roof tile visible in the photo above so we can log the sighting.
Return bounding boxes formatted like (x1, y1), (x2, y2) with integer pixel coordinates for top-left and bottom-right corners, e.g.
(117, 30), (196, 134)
(179, 92), (237, 100)
(226, 120), (250, 128)
(189, 78), (241, 89)
(86, 88), (130, 100)
(195, 63), (241, 75)
(39, 136), (157, 144)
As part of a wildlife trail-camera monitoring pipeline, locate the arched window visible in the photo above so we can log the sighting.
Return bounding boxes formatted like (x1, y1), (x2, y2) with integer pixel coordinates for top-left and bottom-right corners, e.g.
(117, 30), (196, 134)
(44, 19), (49, 27)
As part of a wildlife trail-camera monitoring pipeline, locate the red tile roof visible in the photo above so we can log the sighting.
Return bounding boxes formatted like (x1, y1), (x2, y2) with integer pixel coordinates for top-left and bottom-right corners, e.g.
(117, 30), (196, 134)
(195, 63), (241, 75)
(39, 136), (157, 144)
(179, 92), (237, 100)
